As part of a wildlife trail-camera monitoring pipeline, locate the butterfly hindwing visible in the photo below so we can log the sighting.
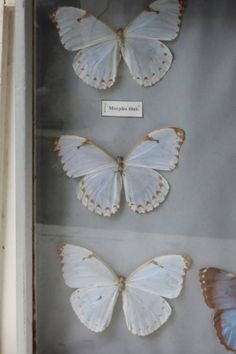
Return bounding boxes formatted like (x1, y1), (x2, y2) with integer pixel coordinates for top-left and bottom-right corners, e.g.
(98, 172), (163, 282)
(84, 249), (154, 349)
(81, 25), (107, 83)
(77, 168), (122, 216)
(70, 287), (119, 333)
(214, 310), (236, 352)
(122, 287), (172, 336)
(73, 40), (120, 89)
(121, 38), (173, 87)
(58, 244), (119, 333)
(200, 267), (236, 352)
(123, 166), (169, 214)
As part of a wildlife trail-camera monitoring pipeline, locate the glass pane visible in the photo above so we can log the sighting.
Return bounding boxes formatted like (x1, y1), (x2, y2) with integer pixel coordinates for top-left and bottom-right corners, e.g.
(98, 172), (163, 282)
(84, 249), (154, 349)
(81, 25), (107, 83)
(35, 1), (236, 353)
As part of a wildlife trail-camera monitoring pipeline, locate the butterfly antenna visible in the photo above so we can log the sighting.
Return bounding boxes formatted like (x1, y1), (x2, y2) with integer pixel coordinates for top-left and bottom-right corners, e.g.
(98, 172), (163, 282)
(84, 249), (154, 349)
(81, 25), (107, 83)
(97, 0), (110, 18)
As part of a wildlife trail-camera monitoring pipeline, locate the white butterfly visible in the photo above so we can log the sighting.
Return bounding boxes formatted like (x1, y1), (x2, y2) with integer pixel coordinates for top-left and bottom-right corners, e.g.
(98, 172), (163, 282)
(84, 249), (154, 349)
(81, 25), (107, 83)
(50, 0), (186, 89)
(58, 244), (192, 335)
(54, 127), (185, 217)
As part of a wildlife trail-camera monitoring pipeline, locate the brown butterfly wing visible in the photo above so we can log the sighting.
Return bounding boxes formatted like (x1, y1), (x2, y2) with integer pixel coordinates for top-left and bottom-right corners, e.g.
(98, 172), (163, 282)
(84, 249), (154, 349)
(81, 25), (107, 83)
(199, 267), (236, 309)
(214, 310), (236, 352)
(200, 267), (236, 352)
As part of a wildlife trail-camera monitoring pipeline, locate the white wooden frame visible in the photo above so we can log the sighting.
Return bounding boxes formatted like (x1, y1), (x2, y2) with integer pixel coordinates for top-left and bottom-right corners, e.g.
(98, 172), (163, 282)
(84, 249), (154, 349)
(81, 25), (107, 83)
(15, 0), (34, 353)
(0, 1), (16, 354)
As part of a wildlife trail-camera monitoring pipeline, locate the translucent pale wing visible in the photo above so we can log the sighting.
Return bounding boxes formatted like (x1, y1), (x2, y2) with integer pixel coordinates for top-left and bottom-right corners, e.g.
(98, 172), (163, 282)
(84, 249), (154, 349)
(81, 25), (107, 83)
(54, 135), (116, 177)
(127, 255), (192, 298)
(50, 7), (119, 89)
(214, 310), (236, 352)
(72, 41), (120, 89)
(50, 7), (115, 50)
(123, 167), (169, 213)
(122, 254), (191, 336)
(58, 244), (118, 288)
(122, 287), (172, 336)
(58, 244), (119, 333)
(199, 268), (236, 310)
(125, 128), (185, 171)
(121, 38), (173, 87)
(70, 287), (119, 333)
(125, 0), (185, 41)
(77, 168), (122, 216)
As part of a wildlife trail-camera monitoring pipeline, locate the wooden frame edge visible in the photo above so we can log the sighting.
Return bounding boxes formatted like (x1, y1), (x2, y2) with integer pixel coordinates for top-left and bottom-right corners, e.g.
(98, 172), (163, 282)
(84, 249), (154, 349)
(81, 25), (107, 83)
(15, 0), (34, 353)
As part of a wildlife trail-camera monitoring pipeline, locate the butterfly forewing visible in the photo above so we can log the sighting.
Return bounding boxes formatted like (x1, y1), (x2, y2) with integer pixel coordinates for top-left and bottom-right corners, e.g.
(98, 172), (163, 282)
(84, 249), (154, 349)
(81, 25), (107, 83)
(54, 135), (116, 178)
(125, 128), (185, 171)
(199, 267), (236, 352)
(125, 0), (185, 41)
(50, 7), (115, 50)
(58, 244), (119, 333)
(199, 268), (236, 310)
(126, 255), (192, 298)
(58, 244), (118, 288)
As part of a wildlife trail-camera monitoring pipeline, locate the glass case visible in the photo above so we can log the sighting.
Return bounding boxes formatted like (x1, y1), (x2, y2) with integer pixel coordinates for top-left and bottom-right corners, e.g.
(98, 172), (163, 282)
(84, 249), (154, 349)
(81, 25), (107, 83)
(34, 1), (236, 353)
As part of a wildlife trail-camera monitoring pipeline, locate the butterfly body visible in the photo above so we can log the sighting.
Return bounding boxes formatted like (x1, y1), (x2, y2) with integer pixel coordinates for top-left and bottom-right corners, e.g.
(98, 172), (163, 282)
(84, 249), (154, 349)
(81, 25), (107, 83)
(199, 267), (236, 352)
(51, 1), (185, 89)
(115, 28), (125, 48)
(58, 244), (191, 335)
(116, 156), (125, 174)
(118, 276), (126, 292)
(55, 128), (185, 216)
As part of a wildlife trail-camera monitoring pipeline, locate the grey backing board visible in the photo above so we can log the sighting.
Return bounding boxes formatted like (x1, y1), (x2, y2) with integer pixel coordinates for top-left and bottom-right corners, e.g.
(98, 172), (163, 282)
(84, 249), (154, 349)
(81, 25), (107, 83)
(36, 1), (236, 353)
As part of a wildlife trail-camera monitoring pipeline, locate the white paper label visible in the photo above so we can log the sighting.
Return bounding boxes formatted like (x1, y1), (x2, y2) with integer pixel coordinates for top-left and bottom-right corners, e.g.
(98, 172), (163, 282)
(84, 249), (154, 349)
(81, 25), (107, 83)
(102, 100), (143, 118)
